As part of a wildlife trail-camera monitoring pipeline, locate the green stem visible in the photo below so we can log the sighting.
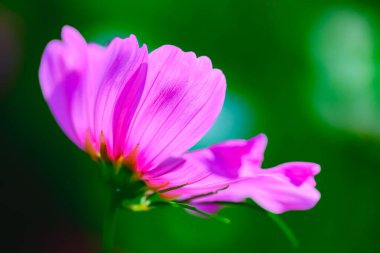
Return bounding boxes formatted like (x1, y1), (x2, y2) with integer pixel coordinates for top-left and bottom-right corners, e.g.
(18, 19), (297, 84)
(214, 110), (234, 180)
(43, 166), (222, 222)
(102, 186), (118, 253)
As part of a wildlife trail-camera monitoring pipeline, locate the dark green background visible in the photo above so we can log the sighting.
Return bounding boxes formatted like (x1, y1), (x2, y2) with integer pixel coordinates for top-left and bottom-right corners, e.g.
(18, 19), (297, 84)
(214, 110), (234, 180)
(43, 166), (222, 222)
(1, 0), (380, 252)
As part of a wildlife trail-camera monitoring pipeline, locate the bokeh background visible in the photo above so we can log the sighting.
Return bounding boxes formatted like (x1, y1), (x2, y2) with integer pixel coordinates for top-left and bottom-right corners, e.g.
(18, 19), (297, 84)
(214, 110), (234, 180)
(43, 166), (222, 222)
(1, 0), (380, 252)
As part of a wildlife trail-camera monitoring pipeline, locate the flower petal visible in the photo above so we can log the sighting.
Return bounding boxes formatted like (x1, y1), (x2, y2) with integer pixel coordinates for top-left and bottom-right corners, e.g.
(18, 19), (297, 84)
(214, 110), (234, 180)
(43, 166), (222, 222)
(207, 133), (267, 178)
(143, 134), (267, 198)
(93, 36), (147, 157)
(193, 162), (321, 214)
(143, 135), (320, 213)
(39, 26), (87, 147)
(39, 26), (148, 157)
(126, 45), (226, 171)
(143, 156), (218, 193)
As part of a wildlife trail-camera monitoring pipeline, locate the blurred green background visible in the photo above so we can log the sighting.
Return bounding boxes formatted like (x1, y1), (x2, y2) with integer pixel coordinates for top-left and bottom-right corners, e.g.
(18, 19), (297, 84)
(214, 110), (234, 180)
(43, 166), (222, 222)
(1, 0), (380, 252)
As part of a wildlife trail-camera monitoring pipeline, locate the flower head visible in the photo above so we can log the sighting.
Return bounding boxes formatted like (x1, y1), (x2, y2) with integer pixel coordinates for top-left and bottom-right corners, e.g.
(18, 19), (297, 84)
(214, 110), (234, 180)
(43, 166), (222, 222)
(39, 26), (320, 214)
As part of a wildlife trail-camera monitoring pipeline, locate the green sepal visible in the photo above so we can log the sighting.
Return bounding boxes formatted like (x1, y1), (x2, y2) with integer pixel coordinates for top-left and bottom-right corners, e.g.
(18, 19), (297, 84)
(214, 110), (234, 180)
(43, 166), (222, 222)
(180, 185), (229, 203)
(157, 183), (188, 194)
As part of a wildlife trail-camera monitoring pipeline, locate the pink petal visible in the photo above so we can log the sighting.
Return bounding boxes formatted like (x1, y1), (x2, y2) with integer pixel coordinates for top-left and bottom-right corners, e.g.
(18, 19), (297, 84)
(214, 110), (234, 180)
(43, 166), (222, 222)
(39, 26), (87, 147)
(143, 156), (221, 193)
(192, 204), (220, 213)
(39, 26), (148, 157)
(143, 135), (320, 213)
(208, 133), (267, 178)
(194, 162), (321, 214)
(93, 36), (147, 157)
(125, 45), (226, 171)
(143, 134), (267, 198)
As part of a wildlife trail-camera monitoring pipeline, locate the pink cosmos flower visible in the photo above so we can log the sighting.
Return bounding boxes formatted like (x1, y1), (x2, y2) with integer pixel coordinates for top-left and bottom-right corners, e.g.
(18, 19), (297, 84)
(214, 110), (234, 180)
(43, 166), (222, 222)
(39, 26), (320, 214)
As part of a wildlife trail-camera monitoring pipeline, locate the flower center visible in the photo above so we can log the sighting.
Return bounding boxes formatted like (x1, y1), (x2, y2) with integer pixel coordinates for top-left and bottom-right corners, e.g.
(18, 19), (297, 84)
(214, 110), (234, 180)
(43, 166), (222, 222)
(84, 130), (152, 210)
(84, 130), (140, 172)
